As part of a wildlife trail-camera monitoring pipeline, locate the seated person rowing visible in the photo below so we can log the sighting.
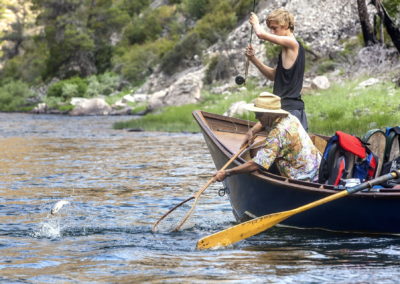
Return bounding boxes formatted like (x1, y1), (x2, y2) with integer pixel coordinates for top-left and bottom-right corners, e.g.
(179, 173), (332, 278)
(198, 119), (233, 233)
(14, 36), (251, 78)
(214, 92), (321, 182)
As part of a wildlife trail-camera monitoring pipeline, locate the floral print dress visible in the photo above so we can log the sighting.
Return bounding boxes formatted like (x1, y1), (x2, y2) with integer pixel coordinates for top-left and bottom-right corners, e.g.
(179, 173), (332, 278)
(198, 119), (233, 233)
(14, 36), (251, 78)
(253, 114), (322, 181)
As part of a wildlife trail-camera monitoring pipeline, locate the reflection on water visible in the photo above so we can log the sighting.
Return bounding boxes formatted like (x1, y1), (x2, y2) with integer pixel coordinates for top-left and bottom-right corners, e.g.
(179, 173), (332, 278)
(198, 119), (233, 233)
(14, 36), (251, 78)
(0, 113), (400, 283)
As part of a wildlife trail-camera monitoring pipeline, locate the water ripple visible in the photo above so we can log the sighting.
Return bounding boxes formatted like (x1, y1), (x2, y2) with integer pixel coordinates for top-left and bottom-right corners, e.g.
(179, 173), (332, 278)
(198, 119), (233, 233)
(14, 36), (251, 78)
(1, 113), (400, 283)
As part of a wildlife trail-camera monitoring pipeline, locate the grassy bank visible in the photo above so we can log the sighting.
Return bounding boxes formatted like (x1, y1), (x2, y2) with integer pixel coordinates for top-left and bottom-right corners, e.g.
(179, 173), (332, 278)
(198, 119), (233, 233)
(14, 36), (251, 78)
(113, 81), (261, 132)
(114, 77), (400, 136)
(305, 78), (400, 136)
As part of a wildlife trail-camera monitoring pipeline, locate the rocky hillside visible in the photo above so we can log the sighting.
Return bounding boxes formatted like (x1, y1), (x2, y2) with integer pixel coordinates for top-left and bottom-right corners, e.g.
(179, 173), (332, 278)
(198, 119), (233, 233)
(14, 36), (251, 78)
(133, 0), (399, 112)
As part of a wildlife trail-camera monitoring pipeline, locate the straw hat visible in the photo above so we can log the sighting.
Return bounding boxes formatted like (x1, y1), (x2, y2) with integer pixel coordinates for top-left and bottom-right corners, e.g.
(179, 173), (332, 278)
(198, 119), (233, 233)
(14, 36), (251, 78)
(244, 92), (288, 115)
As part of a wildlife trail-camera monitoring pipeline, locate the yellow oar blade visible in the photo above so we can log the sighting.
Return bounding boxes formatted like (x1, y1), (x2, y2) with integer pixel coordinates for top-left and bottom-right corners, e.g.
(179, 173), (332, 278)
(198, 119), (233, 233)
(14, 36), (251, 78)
(196, 210), (293, 250)
(197, 190), (351, 250)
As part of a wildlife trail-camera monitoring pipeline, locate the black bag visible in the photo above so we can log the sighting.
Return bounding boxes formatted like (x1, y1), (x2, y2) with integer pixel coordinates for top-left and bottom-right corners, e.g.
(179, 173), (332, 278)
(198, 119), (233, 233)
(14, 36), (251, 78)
(381, 156), (400, 188)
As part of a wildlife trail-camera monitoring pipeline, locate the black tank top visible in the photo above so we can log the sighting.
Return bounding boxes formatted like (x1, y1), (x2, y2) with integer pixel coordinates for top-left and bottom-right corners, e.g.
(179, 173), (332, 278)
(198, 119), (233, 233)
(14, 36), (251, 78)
(273, 41), (305, 111)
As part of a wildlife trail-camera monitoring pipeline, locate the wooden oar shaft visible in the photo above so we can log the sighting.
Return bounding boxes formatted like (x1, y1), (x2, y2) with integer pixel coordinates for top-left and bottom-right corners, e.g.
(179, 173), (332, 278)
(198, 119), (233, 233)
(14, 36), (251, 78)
(174, 144), (248, 231)
(152, 196), (194, 232)
(153, 143), (250, 233)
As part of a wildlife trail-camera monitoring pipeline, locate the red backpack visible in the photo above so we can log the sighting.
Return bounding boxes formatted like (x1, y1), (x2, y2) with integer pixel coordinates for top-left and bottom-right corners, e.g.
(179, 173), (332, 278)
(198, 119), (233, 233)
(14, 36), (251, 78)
(318, 131), (378, 186)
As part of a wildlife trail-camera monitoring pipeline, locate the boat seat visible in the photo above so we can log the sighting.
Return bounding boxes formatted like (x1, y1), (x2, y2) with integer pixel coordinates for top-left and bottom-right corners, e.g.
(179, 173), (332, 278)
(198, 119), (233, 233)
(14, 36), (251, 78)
(362, 129), (386, 177)
(310, 134), (328, 153)
(384, 126), (400, 164)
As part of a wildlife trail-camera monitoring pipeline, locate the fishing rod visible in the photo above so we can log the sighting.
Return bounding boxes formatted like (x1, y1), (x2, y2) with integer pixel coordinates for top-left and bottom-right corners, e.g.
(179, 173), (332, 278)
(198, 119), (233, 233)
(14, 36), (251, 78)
(235, 0), (257, 85)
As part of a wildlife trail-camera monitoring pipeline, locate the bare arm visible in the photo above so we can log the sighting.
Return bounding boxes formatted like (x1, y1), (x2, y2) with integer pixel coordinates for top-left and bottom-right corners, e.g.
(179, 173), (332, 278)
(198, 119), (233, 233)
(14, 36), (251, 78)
(246, 45), (276, 81)
(214, 160), (260, 182)
(250, 12), (298, 49)
(241, 121), (264, 148)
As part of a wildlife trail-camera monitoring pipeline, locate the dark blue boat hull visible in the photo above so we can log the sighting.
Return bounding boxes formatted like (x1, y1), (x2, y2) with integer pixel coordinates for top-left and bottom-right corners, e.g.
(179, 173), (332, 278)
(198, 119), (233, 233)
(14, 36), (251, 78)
(195, 111), (400, 235)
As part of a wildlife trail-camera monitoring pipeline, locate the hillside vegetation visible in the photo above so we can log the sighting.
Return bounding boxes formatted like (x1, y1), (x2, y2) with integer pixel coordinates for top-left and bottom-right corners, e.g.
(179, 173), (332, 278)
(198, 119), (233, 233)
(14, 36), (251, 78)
(0, 0), (399, 134)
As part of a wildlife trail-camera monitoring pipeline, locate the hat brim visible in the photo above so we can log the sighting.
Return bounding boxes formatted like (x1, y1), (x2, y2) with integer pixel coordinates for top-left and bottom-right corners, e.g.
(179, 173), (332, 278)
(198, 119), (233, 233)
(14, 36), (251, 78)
(244, 103), (289, 114)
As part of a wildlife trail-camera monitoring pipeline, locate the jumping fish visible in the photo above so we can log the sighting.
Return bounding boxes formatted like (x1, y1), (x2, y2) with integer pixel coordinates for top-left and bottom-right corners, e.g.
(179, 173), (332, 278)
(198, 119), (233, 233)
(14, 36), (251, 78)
(51, 200), (70, 215)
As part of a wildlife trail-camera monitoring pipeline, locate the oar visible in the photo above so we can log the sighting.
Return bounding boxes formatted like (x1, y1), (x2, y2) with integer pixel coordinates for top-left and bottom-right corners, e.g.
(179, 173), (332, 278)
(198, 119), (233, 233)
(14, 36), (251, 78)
(152, 144), (249, 232)
(196, 170), (400, 250)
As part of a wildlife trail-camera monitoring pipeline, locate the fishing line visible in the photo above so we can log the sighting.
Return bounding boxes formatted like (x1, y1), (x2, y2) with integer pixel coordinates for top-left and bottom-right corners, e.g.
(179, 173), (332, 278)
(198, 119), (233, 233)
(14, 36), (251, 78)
(235, 0), (257, 85)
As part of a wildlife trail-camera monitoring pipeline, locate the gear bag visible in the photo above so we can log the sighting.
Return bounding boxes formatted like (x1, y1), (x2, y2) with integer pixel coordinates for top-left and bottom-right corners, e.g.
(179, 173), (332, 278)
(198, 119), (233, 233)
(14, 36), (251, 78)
(318, 131), (378, 186)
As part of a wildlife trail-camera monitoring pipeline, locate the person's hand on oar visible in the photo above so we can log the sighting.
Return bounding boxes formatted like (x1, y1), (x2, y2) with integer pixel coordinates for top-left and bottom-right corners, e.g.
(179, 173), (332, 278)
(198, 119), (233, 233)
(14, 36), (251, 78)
(241, 121), (264, 149)
(213, 169), (232, 182)
(213, 160), (260, 182)
(196, 170), (400, 250)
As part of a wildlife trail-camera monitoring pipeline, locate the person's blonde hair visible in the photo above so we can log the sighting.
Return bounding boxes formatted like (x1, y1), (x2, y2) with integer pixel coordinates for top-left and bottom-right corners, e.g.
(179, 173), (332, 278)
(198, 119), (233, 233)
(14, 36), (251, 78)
(266, 8), (295, 32)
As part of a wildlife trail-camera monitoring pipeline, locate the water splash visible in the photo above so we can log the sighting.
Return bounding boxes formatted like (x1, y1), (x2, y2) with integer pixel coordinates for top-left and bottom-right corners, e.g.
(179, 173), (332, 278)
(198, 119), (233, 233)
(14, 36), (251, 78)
(32, 218), (62, 239)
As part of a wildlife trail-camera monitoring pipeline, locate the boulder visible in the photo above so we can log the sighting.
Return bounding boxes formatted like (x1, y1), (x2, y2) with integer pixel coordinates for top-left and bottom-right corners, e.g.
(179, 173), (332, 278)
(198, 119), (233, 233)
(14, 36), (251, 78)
(311, 76), (331, 90)
(147, 68), (205, 110)
(357, 78), (380, 88)
(32, 103), (47, 114)
(223, 101), (248, 117)
(122, 94), (149, 103)
(69, 98), (112, 116)
(148, 90), (168, 110)
(110, 107), (132, 115)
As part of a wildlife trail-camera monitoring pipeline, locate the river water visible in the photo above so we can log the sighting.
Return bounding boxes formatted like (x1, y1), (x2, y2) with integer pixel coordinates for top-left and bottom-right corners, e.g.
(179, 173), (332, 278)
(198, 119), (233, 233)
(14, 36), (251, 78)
(1, 113), (400, 283)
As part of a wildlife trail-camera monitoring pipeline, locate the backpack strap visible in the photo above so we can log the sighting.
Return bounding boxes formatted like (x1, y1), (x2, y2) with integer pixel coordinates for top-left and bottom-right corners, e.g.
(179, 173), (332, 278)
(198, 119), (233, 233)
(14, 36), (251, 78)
(318, 135), (356, 185)
(318, 135), (338, 184)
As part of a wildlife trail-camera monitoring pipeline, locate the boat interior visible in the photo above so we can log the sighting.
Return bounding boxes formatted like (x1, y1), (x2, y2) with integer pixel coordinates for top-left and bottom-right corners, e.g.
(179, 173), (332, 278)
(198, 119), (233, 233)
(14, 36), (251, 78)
(196, 111), (400, 193)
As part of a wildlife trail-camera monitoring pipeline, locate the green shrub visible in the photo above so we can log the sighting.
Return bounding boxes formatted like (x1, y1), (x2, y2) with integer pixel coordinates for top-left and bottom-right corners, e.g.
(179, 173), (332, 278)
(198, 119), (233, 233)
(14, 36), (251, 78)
(204, 54), (233, 84)
(193, 9), (237, 44)
(86, 72), (122, 97)
(182, 0), (209, 19)
(383, 0), (400, 19)
(120, 0), (150, 16)
(43, 96), (73, 112)
(0, 80), (36, 111)
(340, 36), (363, 58)
(124, 5), (176, 45)
(160, 33), (205, 75)
(114, 38), (176, 84)
(0, 39), (48, 84)
(44, 24), (95, 78)
(316, 60), (337, 75)
(234, 0), (255, 20)
(47, 77), (88, 100)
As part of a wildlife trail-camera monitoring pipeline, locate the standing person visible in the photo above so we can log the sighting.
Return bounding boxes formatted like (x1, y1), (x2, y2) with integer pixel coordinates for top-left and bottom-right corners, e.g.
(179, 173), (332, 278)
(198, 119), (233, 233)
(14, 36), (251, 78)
(214, 92), (321, 182)
(246, 8), (308, 131)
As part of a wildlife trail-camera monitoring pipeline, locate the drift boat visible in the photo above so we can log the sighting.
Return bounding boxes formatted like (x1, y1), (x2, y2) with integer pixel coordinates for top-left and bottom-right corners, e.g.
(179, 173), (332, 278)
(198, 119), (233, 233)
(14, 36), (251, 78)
(193, 110), (400, 235)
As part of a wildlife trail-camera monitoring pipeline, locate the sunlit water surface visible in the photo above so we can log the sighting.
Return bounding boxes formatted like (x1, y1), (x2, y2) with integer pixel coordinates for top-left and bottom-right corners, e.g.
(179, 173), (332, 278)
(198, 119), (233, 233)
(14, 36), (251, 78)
(1, 113), (400, 283)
